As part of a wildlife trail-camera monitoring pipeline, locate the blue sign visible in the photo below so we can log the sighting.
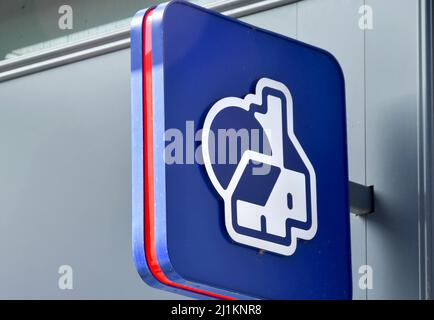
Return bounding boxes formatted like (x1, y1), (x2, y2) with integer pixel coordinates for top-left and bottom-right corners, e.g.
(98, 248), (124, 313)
(131, 0), (351, 299)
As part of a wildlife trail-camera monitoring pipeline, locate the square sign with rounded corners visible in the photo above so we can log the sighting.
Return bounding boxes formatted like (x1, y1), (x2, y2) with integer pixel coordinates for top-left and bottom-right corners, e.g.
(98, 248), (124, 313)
(131, 0), (352, 300)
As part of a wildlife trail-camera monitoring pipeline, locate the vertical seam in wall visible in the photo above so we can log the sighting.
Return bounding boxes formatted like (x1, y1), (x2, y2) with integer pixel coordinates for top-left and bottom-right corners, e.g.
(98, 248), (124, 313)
(363, 0), (368, 301)
(417, 0), (423, 299)
(417, 0), (426, 300)
(428, 0), (433, 299)
(426, 1), (434, 299)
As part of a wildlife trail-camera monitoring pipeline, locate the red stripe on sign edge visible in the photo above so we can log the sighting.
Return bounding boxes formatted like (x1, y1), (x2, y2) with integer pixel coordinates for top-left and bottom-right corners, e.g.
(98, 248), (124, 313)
(142, 8), (235, 300)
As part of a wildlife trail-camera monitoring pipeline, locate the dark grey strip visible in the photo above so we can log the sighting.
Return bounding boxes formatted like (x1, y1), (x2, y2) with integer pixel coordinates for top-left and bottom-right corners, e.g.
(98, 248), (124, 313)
(417, 0), (434, 300)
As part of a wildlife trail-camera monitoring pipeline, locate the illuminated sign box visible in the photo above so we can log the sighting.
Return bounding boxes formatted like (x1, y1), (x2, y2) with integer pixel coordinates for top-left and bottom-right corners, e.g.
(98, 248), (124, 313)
(131, 0), (351, 299)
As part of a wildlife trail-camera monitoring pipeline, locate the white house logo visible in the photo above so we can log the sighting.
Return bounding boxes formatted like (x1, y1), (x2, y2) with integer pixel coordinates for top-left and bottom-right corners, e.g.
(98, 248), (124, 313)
(202, 78), (317, 256)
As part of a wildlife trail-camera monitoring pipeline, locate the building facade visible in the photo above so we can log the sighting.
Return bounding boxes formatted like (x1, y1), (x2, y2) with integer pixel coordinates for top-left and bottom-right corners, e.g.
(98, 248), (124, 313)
(0, 0), (433, 299)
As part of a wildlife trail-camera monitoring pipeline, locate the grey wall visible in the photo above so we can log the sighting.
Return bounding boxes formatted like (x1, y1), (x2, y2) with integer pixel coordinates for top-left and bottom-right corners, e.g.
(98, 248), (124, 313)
(0, 0), (429, 299)
(0, 49), (186, 299)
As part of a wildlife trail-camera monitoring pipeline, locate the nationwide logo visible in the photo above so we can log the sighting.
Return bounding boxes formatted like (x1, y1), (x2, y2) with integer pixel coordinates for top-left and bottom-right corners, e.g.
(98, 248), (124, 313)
(202, 78), (317, 256)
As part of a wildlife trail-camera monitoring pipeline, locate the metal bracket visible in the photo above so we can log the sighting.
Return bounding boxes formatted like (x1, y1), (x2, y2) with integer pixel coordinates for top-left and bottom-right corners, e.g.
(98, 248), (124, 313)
(349, 181), (375, 216)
